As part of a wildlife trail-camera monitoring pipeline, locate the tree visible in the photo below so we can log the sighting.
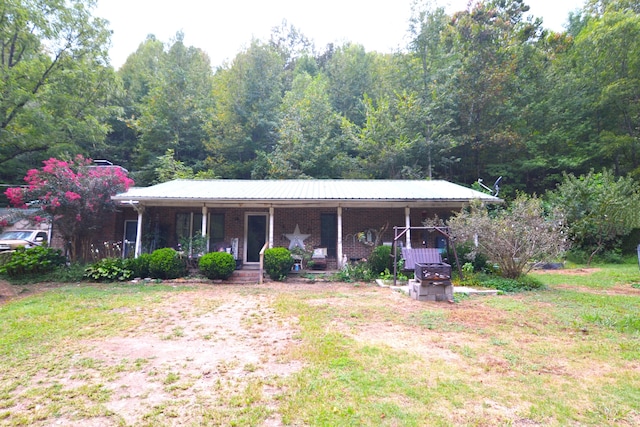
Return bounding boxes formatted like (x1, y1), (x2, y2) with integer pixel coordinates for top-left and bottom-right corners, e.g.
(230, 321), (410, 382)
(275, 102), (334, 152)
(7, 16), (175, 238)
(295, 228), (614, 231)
(5, 156), (134, 261)
(130, 33), (215, 185)
(449, 194), (566, 278)
(0, 0), (118, 182)
(205, 40), (284, 178)
(548, 170), (640, 264)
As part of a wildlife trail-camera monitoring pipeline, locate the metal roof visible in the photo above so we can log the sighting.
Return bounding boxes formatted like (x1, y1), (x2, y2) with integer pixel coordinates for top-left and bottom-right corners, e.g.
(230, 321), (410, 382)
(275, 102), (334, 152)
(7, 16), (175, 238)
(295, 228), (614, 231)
(113, 179), (502, 208)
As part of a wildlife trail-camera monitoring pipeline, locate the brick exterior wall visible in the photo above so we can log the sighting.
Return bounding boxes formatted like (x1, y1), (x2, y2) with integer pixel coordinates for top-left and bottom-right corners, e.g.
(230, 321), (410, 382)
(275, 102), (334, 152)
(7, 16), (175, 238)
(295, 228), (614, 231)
(109, 205), (455, 269)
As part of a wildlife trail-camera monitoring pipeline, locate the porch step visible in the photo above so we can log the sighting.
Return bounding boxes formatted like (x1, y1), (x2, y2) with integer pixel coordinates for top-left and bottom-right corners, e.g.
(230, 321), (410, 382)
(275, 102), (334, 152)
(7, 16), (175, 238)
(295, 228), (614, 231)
(227, 269), (263, 284)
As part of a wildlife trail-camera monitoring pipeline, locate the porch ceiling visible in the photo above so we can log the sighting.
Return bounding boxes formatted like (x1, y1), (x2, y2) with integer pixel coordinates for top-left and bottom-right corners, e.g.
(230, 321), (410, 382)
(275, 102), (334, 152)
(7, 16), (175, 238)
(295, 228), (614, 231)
(112, 179), (502, 209)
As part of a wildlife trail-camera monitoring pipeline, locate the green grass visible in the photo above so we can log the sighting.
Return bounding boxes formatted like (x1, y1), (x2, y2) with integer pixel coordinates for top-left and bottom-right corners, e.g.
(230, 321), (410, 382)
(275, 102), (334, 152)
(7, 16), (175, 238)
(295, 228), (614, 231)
(1, 268), (639, 426)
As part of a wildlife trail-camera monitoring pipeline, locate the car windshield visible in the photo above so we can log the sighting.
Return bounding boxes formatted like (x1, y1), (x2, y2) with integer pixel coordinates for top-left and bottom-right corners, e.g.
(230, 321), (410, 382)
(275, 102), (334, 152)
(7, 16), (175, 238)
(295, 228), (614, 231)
(0, 231), (32, 240)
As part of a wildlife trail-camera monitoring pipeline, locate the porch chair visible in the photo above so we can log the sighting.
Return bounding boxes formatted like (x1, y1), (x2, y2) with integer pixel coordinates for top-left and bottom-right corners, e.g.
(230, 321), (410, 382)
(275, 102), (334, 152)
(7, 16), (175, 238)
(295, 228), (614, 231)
(311, 247), (327, 270)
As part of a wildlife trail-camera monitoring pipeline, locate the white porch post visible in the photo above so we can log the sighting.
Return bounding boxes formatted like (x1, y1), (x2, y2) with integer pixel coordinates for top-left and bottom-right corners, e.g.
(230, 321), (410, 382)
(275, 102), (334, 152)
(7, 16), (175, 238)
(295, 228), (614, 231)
(405, 207), (412, 249)
(201, 205), (208, 252)
(337, 206), (343, 269)
(135, 206), (145, 258)
(269, 207), (274, 248)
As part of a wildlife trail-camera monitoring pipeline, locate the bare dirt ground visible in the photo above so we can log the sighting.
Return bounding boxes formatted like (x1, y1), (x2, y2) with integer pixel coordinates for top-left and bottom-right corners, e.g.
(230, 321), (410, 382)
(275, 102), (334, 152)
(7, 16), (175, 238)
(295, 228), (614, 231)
(2, 273), (639, 426)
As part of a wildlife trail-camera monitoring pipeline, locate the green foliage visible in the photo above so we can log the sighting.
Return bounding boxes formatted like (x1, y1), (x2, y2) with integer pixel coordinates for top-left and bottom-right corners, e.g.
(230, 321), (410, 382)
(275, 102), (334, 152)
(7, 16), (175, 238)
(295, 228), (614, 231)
(0, 0), (117, 174)
(332, 262), (376, 283)
(198, 252), (236, 280)
(84, 258), (133, 282)
(0, 246), (66, 278)
(367, 245), (395, 275)
(264, 247), (294, 281)
(125, 253), (152, 278)
(449, 195), (567, 279)
(451, 243), (490, 273)
(461, 273), (545, 293)
(148, 248), (187, 279)
(549, 170), (640, 265)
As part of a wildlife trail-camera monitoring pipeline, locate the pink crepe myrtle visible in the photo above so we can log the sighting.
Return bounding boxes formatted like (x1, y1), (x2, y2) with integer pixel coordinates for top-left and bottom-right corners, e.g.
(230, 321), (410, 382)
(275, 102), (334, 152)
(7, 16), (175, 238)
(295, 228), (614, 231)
(4, 155), (134, 261)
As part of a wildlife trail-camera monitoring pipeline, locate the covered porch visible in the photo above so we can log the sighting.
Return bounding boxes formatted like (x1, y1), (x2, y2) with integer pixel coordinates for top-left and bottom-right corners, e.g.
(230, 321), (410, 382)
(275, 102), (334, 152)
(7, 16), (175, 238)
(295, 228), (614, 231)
(112, 179), (501, 271)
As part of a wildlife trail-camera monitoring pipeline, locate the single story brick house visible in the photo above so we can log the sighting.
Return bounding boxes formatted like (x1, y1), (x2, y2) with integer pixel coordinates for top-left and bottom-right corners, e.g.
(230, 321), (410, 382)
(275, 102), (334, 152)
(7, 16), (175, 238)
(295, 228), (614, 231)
(111, 179), (501, 269)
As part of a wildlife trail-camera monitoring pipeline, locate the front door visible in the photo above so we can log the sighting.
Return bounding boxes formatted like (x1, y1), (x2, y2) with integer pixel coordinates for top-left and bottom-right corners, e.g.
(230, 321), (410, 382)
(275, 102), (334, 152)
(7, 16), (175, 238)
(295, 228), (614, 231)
(321, 213), (337, 258)
(245, 214), (267, 263)
(123, 220), (137, 258)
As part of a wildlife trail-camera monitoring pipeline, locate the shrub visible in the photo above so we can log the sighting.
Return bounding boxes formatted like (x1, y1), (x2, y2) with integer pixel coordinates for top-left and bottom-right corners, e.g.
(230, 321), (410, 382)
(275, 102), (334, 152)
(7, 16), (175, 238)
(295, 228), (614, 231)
(84, 258), (133, 282)
(264, 247), (294, 281)
(369, 245), (404, 275)
(332, 262), (376, 283)
(148, 248), (186, 279)
(0, 246), (66, 278)
(462, 273), (545, 293)
(125, 253), (152, 278)
(199, 251), (235, 280)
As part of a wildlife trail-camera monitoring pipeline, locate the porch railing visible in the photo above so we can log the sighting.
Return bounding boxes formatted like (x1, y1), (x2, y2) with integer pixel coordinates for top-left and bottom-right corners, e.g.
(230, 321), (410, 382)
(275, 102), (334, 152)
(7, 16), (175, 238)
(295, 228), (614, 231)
(258, 241), (269, 284)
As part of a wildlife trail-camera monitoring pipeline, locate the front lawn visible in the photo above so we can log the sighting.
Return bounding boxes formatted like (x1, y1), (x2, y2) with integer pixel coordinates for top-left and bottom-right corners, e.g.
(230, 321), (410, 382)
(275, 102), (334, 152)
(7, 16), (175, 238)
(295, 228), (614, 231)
(0, 264), (638, 426)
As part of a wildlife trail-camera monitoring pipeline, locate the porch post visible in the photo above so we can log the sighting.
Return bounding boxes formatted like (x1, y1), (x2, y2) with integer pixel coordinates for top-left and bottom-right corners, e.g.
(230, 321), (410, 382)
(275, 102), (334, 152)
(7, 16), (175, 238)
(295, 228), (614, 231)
(201, 205), (208, 252)
(337, 206), (343, 269)
(135, 205), (145, 258)
(405, 207), (412, 249)
(269, 207), (274, 248)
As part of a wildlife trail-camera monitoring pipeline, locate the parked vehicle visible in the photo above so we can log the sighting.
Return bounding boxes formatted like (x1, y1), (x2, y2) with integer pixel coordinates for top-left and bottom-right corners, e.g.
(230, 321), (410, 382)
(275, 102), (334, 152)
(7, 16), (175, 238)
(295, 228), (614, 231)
(0, 230), (49, 251)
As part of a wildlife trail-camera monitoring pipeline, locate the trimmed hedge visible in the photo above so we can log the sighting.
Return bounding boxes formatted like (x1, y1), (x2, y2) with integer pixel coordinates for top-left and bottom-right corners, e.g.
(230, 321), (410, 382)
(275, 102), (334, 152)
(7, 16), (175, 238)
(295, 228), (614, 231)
(264, 247), (294, 281)
(199, 251), (235, 280)
(148, 248), (186, 279)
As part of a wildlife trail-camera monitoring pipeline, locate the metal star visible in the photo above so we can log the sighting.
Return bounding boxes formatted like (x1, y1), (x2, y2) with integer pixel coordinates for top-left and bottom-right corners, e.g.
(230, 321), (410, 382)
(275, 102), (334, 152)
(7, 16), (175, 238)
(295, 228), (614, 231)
(285, 224), (310, 250)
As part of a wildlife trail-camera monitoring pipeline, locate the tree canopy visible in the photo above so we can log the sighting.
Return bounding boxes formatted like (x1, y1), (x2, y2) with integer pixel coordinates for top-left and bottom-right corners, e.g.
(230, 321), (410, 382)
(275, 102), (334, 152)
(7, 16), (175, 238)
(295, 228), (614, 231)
(1, 0), (639, 200)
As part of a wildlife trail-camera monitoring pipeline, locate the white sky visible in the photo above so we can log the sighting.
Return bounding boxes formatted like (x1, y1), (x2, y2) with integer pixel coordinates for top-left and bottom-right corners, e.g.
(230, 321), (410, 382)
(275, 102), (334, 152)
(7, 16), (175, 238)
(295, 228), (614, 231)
(96, 0), (585, 69)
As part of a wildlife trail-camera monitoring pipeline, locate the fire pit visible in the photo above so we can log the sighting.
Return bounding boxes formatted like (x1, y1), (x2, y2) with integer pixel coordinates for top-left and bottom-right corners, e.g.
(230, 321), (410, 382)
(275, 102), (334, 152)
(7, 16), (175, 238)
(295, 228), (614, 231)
(409, 262), (453, 302)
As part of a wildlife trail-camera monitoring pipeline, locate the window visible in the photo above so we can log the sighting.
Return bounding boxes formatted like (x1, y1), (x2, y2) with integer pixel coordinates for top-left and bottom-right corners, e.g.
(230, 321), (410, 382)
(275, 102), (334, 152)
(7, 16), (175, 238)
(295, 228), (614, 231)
(208, 213), (225, 249)
(176, 212), (202, 242)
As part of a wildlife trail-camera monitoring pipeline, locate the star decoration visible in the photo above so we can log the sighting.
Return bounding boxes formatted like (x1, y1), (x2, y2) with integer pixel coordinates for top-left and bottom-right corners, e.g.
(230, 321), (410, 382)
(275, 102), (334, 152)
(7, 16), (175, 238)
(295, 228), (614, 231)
(285, 224), (310, 250)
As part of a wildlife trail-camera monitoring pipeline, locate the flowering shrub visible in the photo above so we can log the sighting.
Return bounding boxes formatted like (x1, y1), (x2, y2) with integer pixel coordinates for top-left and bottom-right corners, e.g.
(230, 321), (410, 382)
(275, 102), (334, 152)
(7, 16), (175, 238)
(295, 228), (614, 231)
(5, 156), (134, 261)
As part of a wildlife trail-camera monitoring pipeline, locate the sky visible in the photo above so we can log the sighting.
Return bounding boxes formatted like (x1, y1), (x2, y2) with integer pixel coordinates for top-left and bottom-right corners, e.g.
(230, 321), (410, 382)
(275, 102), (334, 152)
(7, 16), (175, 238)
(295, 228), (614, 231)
(96, 0), (586, 70)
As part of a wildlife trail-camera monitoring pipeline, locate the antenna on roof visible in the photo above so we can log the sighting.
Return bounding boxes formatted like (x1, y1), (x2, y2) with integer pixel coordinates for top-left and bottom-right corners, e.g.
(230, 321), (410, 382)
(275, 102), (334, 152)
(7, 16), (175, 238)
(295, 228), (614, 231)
(477, 176), (502, 197)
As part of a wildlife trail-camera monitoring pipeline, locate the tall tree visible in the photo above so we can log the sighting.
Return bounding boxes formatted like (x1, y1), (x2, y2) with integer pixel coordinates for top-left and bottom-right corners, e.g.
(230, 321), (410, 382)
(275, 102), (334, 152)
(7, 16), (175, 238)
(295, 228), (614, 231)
(0, 0), (118, 182)
(205, 40), (284, 178)
(445, 0), (542, 184)
(126, 33), (215, 185)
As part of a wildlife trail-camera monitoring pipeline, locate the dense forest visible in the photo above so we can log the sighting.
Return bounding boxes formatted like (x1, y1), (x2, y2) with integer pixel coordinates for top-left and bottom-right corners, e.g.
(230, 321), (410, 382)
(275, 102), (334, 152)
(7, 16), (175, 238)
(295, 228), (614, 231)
(1, 0), (639, 198)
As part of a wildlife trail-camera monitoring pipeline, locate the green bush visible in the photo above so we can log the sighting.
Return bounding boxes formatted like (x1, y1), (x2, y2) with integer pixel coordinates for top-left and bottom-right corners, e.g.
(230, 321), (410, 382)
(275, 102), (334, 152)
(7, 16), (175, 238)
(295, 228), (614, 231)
(264, 247), (294, 281)
(125, 253), (152, 278)
(148, 248), (186, 279)
(332, 262), (375, 283)
(199, 251), (235, 280)
(84, 258), (133, 282)
(462, 273), (545, 293)
(367, 245), (404, 275)
(0, 246), (66, 278)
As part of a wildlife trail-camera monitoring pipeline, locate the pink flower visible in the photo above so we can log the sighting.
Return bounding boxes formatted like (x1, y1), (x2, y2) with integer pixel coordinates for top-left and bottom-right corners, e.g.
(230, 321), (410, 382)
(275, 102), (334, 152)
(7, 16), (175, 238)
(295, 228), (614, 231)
(65, 191), (81, 202)
(5, 187), (25, 207)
